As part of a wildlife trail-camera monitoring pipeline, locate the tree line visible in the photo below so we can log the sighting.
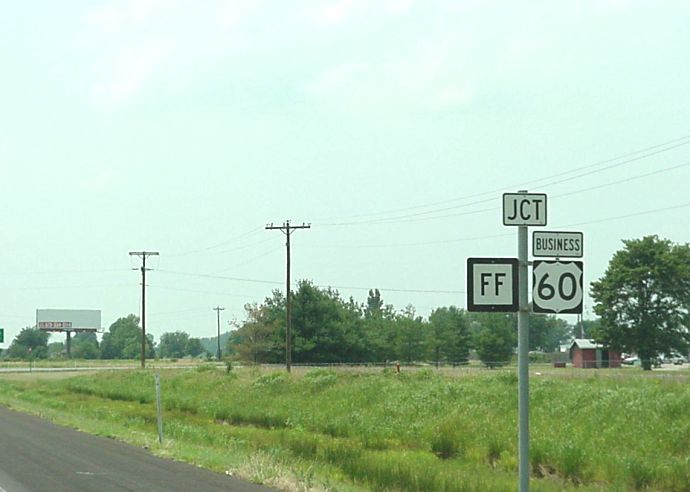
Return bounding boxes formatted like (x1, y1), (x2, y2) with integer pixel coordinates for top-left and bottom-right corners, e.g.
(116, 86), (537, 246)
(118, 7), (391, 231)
(2, 236), (688, 370)
(227, 281), (571, 366)
(0, 314), (207, 361)
(0, 287), (572, 367)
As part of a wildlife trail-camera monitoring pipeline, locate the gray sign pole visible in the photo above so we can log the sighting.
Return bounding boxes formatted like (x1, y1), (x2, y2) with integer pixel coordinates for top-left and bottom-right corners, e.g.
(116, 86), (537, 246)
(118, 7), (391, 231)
(518, 222), (529, 491)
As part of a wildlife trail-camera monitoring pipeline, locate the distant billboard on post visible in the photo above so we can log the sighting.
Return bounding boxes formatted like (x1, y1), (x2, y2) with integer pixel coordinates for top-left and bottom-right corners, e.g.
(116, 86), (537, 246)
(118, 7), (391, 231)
(36, 309), (101, 332)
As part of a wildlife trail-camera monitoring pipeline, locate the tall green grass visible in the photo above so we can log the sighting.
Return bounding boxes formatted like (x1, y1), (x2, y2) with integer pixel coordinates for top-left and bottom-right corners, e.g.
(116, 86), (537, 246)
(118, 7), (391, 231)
(1, 367), (689, 491)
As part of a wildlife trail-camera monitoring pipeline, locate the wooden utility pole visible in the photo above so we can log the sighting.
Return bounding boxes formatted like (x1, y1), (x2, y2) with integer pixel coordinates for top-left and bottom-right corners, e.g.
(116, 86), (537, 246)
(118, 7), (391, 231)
(213, 306), (225, 361)
(129, 251), (159, 369)
(266, 220), (310, 372)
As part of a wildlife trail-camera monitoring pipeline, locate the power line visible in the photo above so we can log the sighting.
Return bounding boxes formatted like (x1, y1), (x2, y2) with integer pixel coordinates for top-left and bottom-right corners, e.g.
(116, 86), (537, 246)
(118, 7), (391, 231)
(157, 269), (282, 286)
(305, 200), (690, 250)
(155, 269), (464, 294)
(166, 226), (263, 257)
(149, 284), (264, 298)
(320, 154), (690, 227)
(313, 136), (690, 226)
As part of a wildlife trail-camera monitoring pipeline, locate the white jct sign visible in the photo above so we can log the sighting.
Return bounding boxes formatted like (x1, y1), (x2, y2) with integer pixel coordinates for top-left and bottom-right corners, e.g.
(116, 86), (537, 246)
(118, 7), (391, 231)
(503, 193), (547, 226)
(532, 260), (583, 314)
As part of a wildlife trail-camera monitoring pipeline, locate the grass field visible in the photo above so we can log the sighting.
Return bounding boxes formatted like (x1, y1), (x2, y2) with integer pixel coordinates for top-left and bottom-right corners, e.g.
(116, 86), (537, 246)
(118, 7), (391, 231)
(1, 365), (689, 491)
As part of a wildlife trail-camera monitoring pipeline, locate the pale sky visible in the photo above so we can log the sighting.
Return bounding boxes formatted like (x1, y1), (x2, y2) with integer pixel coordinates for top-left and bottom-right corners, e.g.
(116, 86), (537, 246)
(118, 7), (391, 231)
(1, 0), (689, 347)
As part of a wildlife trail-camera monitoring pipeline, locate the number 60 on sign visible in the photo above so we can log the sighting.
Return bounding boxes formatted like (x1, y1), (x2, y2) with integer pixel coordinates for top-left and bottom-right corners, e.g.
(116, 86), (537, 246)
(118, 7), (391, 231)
(532, 260), (583, 314)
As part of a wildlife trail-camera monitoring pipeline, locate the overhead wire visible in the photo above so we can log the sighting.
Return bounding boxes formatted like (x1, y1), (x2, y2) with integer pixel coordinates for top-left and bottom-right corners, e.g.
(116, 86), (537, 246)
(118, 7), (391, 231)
(155, 269), (463, 294)
(305, 200), (690, 250)
(166, 226), (264, 257)
(315, 153), (690, 228)
(313, 135), (690, 226)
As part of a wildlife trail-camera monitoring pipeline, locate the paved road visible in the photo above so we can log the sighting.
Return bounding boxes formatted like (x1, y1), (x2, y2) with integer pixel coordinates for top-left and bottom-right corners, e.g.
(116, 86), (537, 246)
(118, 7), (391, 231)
(0, 406), (277, 492)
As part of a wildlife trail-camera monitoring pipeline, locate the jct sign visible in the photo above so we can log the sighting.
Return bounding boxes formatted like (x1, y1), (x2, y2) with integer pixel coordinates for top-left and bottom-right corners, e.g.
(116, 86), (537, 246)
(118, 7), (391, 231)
(532, 260), (583, 314)
(503, 193), (547, 226)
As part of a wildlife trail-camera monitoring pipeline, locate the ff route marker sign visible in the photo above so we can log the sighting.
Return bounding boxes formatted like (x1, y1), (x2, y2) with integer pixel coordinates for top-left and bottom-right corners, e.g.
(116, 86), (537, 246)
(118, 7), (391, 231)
(532, 260), (583, 314)
(467, 257), (519, 312)
(503, 193), (547, 226)
(533, 231), (583, 258)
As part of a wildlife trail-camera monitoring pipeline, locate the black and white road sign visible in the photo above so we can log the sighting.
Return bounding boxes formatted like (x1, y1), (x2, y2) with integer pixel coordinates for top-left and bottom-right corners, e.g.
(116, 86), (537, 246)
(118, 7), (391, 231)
(532, 260), (583, 314)
(532, 231), (583, 258)
(503, 193), (547, 226)
(467, 258), (519, 312)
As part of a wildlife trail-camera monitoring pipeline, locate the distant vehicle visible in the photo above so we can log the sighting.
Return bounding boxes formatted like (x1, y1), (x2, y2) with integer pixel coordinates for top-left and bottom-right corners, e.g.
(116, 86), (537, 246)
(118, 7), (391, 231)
(660, 353), (685, 365)
(621, 355), (662, 367)
(669, 354), (685, 365)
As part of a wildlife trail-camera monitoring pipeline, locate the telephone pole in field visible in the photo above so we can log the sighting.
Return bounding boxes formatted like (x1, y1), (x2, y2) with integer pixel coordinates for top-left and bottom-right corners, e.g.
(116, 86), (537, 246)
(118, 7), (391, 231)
(266, 220), (310, 372)
(213, 306), (225, 361)
(129, 251), (159, 369)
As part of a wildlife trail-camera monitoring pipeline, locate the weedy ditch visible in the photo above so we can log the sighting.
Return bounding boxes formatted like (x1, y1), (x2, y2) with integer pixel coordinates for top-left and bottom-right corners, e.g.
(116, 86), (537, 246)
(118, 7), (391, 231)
(1, 367), (689, 491)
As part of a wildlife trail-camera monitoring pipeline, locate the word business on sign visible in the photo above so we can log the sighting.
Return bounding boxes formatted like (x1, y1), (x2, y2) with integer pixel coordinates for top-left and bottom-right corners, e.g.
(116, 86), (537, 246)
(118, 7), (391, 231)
(532, 231), (583, 258)
(466, 257), (519, 312)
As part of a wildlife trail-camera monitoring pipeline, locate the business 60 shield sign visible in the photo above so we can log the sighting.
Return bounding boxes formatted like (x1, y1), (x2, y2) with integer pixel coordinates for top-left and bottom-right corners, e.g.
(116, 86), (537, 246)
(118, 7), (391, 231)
(532, 260), (583, 314)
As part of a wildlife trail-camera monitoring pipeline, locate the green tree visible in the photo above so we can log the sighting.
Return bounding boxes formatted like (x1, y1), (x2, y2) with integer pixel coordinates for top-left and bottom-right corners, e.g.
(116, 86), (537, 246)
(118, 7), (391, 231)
(47, 341), (65, 358)
(472, 313), (516, 368)
(291, 281), (366, 363)
(6, 327), (50, 359)
(185, 337), (205, 357)
(72, 332), (100, 359)
(100, 315), (154, 360)
(427, 306), (471, 366)
(591, 235), (690, 370)
(158, 331), (190, 358)
(231, 301), (283, 364)
(580, 318), (601, 338)
(362, 289), (397, 362)
(529, 314), (572, 352)
(394, 305), (427, 363)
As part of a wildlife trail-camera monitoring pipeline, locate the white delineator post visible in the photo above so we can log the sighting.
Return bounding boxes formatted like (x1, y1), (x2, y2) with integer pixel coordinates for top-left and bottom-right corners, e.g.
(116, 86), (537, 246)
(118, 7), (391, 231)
(155, 374), (163, 445)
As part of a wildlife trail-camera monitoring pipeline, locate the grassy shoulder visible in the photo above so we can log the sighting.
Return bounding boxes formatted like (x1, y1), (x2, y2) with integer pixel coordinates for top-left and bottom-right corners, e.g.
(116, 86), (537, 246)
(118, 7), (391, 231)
(1, 366), (688, 491)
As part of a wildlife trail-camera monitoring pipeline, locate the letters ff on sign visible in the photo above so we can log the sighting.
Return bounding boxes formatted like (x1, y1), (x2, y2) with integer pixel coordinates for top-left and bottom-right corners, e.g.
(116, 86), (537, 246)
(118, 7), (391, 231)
(467, 258), (519, 312)
(532, 260), (583, 314)
(503, 193), (547, 226)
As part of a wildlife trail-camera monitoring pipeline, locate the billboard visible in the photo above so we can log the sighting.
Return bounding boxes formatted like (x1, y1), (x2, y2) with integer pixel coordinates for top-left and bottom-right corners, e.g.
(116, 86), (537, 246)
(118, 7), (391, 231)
(36, 309), (101, 332)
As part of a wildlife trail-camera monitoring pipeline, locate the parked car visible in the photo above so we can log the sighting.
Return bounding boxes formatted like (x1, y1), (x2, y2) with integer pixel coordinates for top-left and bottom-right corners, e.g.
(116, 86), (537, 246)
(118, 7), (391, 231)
(670, 354), (685, 365)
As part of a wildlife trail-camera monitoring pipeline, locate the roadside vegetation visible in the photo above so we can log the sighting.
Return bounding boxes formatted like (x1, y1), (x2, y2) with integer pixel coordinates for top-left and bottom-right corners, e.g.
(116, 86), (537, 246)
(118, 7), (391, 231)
(1, 367), (689, 491)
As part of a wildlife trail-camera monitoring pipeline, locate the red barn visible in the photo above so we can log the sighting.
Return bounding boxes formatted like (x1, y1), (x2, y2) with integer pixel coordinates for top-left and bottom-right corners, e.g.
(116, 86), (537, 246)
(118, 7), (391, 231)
(569, 339), (622, 368)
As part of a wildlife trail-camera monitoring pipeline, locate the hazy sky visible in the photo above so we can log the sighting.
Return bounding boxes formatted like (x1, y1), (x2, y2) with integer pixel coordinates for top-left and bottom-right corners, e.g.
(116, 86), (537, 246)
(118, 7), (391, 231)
(2, 0), (689, 347)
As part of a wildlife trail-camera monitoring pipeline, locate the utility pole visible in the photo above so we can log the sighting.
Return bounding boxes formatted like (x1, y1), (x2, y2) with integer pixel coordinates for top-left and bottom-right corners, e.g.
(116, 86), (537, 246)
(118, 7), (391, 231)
(129, 251), (159, 369)
(213, 306), (225, 361)
(266, 220), (310, 372)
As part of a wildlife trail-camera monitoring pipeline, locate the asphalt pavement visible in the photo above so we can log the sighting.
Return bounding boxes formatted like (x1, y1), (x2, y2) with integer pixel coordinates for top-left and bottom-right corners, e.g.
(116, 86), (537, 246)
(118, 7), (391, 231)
(0, 406), (277, 492)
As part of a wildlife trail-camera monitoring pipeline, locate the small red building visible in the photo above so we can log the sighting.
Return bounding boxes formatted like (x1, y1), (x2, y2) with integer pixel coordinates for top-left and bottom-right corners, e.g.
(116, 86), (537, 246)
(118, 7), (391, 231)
(569, 339), (622, 368)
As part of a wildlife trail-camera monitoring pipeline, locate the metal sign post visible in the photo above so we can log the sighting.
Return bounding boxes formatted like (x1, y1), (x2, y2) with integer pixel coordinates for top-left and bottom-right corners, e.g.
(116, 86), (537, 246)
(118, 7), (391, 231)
(502, 190), (547, 492)
(467, 191), (554, 491)
(517, 224), (529, 492)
